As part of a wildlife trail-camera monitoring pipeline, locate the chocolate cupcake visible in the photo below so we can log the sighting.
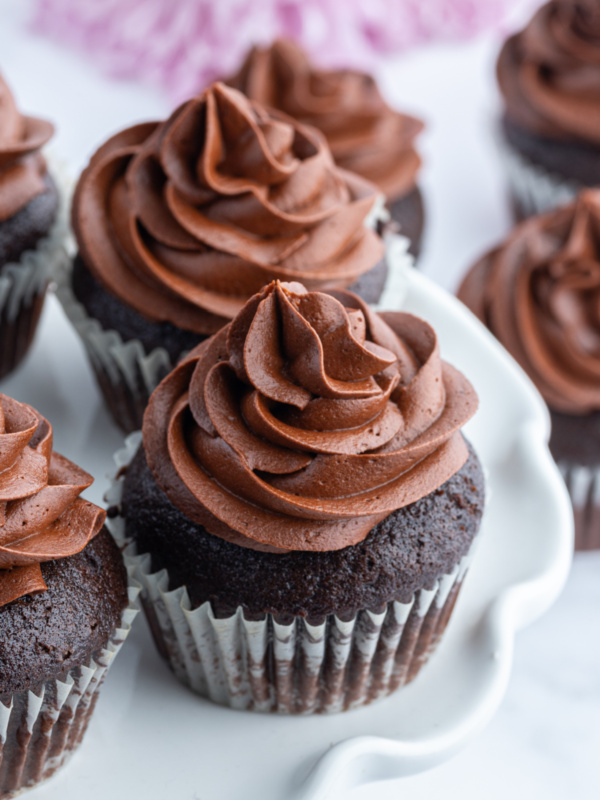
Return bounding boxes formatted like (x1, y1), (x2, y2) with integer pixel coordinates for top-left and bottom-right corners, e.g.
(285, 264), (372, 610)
(497, 0), (600, 219)
(0, 393), (137, 796)
(58, 82), (409, 434)
(458, 189), (600, 550)
(0, 75), (65, 380)
(107, 280), (484, 713)
(226, 39), (425, 256)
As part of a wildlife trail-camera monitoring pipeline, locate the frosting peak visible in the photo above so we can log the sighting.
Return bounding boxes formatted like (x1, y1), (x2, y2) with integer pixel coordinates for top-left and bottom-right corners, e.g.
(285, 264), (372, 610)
(0, 75), (54, 222)
(498, 0), (600, 144)
(0, 394), (106, 607)
(458, 189), (600, 414)
(143, 282), (478, 553)
(72, 82), (384, 335)
(226, 40), (424, 202)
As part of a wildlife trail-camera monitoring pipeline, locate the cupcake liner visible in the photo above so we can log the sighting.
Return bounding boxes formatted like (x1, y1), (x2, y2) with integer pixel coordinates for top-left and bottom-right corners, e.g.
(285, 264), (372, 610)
(106, 433), (474, 715)
(0, 156), (70, 379)
(0, 565), (139, 798)
(498, 137), (580, 220)
(558, 462), (600, 551)
(55, 227), (413, 434)
(364, 191), (390, 231)
(376, 228), (412, 311)
(53, 266), (173, 433)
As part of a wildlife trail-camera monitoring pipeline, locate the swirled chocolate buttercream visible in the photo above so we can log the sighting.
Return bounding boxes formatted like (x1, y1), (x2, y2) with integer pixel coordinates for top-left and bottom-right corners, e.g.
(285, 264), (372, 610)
(227, 40), (423, 202)
(72, 82), (384, 336)
(143, 281), (478, 553)
(0, 394), (106, 607)
(459, 190), (600, 414)
(498, 0), (600, 144)
(0, 75), (54, 223)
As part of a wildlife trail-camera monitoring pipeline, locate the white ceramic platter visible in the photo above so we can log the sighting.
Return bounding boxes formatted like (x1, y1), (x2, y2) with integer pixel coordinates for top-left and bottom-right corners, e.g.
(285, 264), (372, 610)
(2, 264), (572, 800)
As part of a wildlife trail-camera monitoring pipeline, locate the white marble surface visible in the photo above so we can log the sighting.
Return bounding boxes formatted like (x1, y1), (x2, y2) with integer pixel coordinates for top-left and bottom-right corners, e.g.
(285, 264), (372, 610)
(0, 1), (598, 797)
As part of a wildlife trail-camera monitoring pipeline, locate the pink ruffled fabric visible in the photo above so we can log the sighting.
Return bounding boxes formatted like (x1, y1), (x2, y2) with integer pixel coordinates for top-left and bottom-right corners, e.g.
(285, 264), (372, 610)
(31, 0), (538, 103)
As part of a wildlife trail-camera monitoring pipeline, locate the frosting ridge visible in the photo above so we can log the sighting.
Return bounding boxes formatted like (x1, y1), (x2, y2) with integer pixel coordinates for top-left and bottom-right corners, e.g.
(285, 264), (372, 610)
(0, 74), (54, 223)
(143, 281), (478, 553)
(458, 190), (600, 414)
(72, 82), (384, 336)
(227, 40), (423, 202)
(0, 394), (106, 607)
(498, 0), (600, 144)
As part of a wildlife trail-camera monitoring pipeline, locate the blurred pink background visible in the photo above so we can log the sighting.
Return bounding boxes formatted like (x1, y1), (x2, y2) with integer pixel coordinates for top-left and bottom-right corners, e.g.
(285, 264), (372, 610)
(32, 0), (538, 102)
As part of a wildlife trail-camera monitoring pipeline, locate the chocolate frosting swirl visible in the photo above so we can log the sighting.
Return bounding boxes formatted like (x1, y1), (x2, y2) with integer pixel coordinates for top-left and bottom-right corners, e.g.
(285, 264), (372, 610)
(0, 394), (106, 607)
(0, 75), (54, 223)
(72, 82), (384, 336)
(143, 281), (478, 553)
(226, 40), (424, 202)
(458, 190), (600, 414)
(498, 0), (600, 144)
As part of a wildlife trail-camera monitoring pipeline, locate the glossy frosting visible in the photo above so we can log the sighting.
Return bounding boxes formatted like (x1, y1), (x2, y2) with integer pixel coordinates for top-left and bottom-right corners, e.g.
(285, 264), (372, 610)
(72, 82), (384, 336)
(458, 190), (600, 414)
(0, 394), (106, 607)
(143, 281), (478, 553)
(226, 40), (423, 202)
(498, 0), (600, 144)
(0, 75), (54, 223)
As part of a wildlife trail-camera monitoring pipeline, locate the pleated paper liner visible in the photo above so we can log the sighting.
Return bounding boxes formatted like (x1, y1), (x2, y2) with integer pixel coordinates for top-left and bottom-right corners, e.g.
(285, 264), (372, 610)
(53, 267), (173, 434)
(0, 157), (70, 379)
(559, 462), (600, 551)
(0, 570), (139, 798)
(107, 433), (476, 715)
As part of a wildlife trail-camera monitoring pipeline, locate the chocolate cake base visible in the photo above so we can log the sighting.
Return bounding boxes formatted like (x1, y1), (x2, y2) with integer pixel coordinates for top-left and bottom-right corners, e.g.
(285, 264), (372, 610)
(549, 409), (600, 551)
(549, 409), (600, 468)
(0, 529), (128, 697)
(388, 185), (425, 261)
(0, 174), (59, 380)
(501, 116), (598, 220)
(120, 440), (484, 624)
(502, 116), (600, 188)
(346, 256), (388, 305)
(0, 287), (47, 380)
(0, 529), (128, 798)
(72, 255), (204, 364)
(0, 174), (58, 268)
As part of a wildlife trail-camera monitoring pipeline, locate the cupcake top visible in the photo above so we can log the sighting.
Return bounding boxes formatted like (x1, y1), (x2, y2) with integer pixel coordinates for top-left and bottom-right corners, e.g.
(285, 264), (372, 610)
(0, 393), (106, 607)
(0, 75), (54, 224)
(458, 190), (600, 414)
(226, 40), (424, 203)
(497, 0), (600, 144)
(72, 82), (384, 336)
(143, 281), (478, 553)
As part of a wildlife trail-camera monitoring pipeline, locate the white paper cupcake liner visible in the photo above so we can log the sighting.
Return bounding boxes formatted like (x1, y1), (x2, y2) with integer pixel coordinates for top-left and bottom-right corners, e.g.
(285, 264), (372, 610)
(55, 228), (413, 434)
(498, 138), (580, 219)
(377, 228), (412, 310)
(0, 563), (139, 798)
(0, 155), (70, 379)
(365, 191), (390, 231)
(54, 266), (173, 433)
(558, 462), (600, 551)
(106, 433), (475, 715)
